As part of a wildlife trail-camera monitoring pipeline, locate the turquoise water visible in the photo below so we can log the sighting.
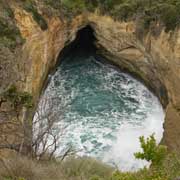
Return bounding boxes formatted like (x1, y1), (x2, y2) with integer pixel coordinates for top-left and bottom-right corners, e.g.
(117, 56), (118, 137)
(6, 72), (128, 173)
(37, 52), (164, 171)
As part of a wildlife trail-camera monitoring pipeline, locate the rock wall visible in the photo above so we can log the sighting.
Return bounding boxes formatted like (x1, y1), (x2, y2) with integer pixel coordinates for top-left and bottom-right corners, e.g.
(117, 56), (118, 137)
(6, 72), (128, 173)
(88, 14), (180, 150)
(14, 8), (88, 101)
(6, 7), (180, 151)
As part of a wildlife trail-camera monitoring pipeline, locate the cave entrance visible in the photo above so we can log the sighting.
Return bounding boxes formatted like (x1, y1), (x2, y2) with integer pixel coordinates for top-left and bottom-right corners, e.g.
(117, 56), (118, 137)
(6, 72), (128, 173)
(58, 25), (97, 64)
(34, 24), (164, 171)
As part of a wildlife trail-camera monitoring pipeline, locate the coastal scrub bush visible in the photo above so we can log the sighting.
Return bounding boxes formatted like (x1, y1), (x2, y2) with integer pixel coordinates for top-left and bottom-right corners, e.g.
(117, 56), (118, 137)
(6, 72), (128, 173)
(40, 0), (180, 30)
(98, 0), (180, 31)
(134, 134), (167, 166)
(2, 85), (33, 108)
(0, 145), (180, 180)
(0, 156), (113, 180)
(0, 17), (23, 50)
(0, 2), (24, 50)
(61, 0), (86, 14)
(44, 0), (62, 10)
(112, 3), (135, 21)
(44, 0), (97, 14)
(158, 3), (179, 31)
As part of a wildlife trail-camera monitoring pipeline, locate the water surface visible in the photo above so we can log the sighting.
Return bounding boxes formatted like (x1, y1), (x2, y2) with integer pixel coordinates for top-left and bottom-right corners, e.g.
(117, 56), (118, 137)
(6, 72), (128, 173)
(37, 52), (164, 171)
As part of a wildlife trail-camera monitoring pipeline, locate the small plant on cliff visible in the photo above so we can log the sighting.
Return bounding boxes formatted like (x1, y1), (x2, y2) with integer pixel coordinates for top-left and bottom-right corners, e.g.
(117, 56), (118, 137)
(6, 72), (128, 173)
(0, 2), (24, 50)
(44, 0), (62, 10)
(61, 0), (86, 13)
(2, 85), (33, 108)
(40, 0), (180, 31)
(134, 134), (167, 166)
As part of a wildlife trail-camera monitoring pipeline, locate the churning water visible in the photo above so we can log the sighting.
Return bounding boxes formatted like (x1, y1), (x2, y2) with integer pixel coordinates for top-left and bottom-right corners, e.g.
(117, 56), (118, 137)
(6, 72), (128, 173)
(37, 51), (164, 171)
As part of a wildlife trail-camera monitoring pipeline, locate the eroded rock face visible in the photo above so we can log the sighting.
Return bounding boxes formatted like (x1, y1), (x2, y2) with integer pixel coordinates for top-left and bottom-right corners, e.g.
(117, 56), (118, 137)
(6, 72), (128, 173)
(88, 14), (180, 150)
(13, 8), (180, 151)
(14, 8), (88, 100)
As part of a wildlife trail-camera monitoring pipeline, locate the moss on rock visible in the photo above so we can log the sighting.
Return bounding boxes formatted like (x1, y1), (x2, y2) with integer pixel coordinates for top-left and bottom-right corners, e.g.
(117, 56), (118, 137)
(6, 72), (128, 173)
(2, 85), (33, 109)
(0, 2), (24, 50)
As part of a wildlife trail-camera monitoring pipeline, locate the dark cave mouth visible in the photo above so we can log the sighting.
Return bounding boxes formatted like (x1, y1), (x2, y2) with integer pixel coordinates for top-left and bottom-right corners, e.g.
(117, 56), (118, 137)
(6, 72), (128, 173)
(58, 25), (97, 64)
(73, 25), (97, 52)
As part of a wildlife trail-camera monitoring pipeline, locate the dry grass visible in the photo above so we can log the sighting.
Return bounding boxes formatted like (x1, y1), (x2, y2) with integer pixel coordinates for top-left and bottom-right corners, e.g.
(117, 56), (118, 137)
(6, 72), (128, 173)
(0, 153), (180, 180)
(0, 156), (63, 180)
(0, 155), (113, 180)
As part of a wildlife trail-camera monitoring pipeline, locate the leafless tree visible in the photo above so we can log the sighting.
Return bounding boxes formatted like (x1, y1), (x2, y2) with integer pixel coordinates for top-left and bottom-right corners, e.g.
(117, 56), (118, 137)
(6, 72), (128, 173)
(32, 96), (69, 160)
(0, 92), (75, 161)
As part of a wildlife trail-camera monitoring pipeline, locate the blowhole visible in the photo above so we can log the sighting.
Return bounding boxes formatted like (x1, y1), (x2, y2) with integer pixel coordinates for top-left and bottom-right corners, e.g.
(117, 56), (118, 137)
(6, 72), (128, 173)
(34, 24), (165, 172)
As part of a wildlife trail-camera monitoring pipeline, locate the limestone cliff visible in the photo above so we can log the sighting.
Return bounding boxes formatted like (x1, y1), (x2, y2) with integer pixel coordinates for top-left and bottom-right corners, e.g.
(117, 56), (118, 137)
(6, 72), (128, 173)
(88, 15), (180, 150)
(1, 4), (180, 152)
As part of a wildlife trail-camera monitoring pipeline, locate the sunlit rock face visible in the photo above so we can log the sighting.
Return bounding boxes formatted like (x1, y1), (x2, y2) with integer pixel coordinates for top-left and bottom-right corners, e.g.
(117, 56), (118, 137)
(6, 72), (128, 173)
(87, 15), (180, 151)
(36, 26), (164, 171)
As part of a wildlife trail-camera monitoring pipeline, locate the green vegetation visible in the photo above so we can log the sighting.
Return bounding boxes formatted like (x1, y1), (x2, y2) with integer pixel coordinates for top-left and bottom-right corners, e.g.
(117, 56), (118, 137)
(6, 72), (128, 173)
(42, 0), (180, 31)
(0, 153), (180, 180)
(0, 135), (180, 180)
(0, 156), (113, 180)
(43, 0), (91, 15)
(111, 153), (180, 180)
(43, 0), (61, 10)
(0, 0), (179, 50)
(61, 0), (86, 13)
(134, 134), (167, 166)
(97, 0), (180, 31)
(0, 2), (24, 50)
(110, 135), (179, 180)
(2, 85), (33, 108)
(0, 0), (180, 179)
(22, 0), (48, 30)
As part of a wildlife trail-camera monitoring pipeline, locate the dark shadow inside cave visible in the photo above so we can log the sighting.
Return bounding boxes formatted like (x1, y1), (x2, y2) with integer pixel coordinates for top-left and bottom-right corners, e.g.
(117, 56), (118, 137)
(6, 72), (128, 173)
(43, 25), (97, 93)
(57, 25), (97, 65)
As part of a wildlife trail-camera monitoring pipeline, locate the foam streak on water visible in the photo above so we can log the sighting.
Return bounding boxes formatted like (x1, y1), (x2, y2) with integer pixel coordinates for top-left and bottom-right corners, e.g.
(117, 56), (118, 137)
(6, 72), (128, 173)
(37, 54), (164, 171)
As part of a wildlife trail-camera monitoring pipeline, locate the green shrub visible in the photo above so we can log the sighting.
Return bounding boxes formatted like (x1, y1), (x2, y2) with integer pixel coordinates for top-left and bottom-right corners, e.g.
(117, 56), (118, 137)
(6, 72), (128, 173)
(41, 0), (180, 30)
(61, 157), (113, 179)
(0, 156), (113, 180)
(134, 134), (167, 166)
(159, 3), (179, 31)
(44, 0), (61, 10)
(100, 0), (180, 31)
(61, 0), (86, 13)
(2, 85), (33, 108)
(0, 36), (17, 49)
(90, 175), (101, 180)
(1, 149), (180, 180)
(112, 3), (135, 21)
(0, 18), (23, 49)
(111, 171), (135, 180)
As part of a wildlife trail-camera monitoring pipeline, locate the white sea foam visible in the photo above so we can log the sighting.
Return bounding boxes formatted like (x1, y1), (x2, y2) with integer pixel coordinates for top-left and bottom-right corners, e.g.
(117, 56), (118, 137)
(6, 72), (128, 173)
(102, 100), (164, 171)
